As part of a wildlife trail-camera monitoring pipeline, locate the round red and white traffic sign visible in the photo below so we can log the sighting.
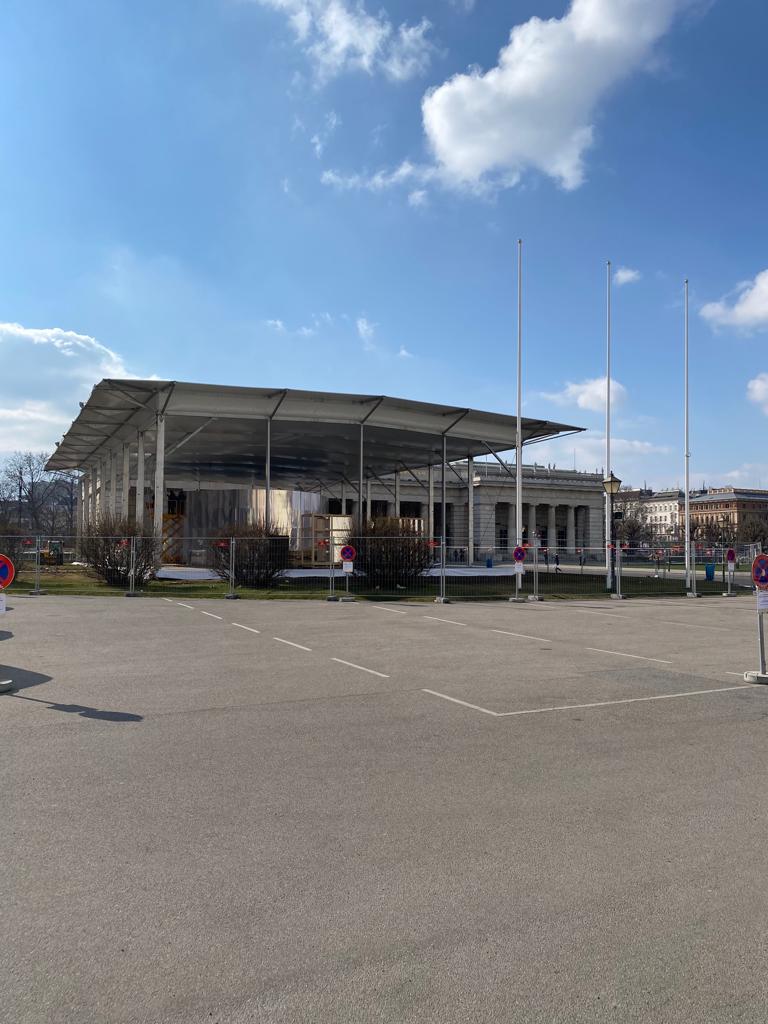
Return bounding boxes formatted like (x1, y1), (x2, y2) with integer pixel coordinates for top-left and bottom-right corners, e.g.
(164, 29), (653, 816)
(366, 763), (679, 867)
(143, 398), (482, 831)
(0, 554), (15, 590)
(340, 544), (356, 562)
(752, 554), (768, 590)
(512, 545), (526, 562)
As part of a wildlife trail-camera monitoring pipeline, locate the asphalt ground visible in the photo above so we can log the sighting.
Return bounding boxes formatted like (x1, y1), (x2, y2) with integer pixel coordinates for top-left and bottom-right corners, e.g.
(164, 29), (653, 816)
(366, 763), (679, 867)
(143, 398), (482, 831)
(2, 593), (767, 1024)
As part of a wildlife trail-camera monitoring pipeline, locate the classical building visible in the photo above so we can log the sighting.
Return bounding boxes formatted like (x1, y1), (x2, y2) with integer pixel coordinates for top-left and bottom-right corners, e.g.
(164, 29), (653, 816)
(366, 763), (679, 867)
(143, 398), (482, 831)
(687, 488), (768, 533)
(642, 489), (683, 538)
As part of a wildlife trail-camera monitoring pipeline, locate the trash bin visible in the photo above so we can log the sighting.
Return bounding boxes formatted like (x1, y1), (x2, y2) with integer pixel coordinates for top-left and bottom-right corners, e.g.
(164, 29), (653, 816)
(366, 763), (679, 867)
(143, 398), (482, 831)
(705, 563), (715, 582)
(486, 557), (493, 568)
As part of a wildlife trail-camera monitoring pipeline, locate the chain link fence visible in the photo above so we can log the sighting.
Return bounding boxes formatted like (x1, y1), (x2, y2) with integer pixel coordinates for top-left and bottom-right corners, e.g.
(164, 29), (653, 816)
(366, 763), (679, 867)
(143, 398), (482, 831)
(0, 534), (759, 601)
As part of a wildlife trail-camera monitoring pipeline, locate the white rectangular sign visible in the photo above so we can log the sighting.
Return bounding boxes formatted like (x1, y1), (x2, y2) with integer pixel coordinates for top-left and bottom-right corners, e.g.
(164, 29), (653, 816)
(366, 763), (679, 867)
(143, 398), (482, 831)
(0, 593), (5, 615)
(515, 562), (525, 576)
(758, 590), (768, 613)
(342, 561), (354, 574)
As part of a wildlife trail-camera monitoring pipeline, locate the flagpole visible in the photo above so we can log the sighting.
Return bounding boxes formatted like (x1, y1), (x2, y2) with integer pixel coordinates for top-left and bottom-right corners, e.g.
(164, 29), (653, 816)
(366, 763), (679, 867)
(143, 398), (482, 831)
(605, 260), (612, 589)
(515, 239), (523, 598)
(684, 278), (691, 590)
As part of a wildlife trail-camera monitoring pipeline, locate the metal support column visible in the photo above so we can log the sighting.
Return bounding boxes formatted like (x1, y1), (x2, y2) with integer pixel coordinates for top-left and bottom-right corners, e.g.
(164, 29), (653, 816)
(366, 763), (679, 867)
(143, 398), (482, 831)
(136, 431), (145, 531)
(358, 423), (364, 534)
(394, 469), (401, 519)
(438, 434), (447, 602)
(109, 450), (118, 516)
(153, 414), (166, 540)
(547, 505), (557, 549)
(428, 464), (435, 541)
(121, 443), (130, 518)
(467, 456), (474, 566)
(265, 417), (272, 531)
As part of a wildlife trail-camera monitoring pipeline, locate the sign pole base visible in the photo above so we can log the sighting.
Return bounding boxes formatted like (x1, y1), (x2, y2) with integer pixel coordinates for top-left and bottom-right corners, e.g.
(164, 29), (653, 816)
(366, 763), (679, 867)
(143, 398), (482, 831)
(744, 671), (768, 684)
(527, 595), (541, 602)
(434, 596), (451, 604)
(0, 679), (14, 693)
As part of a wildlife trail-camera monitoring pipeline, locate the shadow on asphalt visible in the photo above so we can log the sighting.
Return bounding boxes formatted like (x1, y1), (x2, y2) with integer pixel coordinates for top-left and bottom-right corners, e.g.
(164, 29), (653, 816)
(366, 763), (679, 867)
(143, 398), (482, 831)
(0, 631), (12, 641)
(0, 664), (143, 722)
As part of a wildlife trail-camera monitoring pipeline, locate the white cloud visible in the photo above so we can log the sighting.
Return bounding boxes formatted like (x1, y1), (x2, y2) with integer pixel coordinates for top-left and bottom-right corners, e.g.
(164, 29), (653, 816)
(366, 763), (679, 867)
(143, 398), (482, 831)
(253, 1), (433, 83)
(321, 159), (436, 193)
(700, 269), (768, 331)
(614, 266), (641, 286)
(529, 432), (670, 482)
(264, 319), (286, 332)
(422, 0), (688, 191)
(541, 376), (627, 413)
(407, 188), (428, 208)
(0, 322), (140, 453)
(397, 346), (413, 359)
(310, 110), (340, 158)
(356, 316), (376, 350)
(747, 372), (768, 414)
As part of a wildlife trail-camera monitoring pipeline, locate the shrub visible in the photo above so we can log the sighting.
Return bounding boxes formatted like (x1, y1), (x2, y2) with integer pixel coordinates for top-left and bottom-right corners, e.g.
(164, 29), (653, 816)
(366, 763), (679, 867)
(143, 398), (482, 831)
(208, 523), (290, 589)
(347, 516), (433, 588)
(81, 513), (157, 587)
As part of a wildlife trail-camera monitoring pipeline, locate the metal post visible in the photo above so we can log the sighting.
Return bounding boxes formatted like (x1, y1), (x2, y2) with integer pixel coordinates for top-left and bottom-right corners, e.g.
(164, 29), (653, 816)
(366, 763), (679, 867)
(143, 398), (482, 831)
(32, 535), (42, 596)
(427, 464), (434, 541)
(328, 518), (335, 600)
(684, 278), (692, 591)
(758, 611), (767, 677)
(358, 423), (365, 533)
(615, 539), (622, 600)
(121, 443), (130, 518)
(533, 539), (539, 600)
(136, 430), (145, 531)
(394, 469), (401, 519)
(437, 433), (447, 603)
(516, 238), (524, 598)
(153, 414), (165, 541)
(605, 259), (612, 589)
(225, 537), (238, 599)
(265, 417), (272, 531)
(467, 456), (474, 567)
(109, 450), (118, 516)
(128, 535), (136, 596)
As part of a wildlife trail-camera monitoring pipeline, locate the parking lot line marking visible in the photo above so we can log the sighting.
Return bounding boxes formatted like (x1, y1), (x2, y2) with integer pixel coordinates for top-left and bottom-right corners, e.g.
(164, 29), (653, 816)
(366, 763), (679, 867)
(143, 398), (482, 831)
(273, 637), (312, 652)
(177, 603), (194, 610)
(162, 598), (174, 603)
(585, 647), (673, 664)
(422, 689), (499, 715)
(423, 616), (467, 626)
(333, 658), (389, 678)
(573, 610), (628, 620)
(232, 623), (260, 634)
(200, 611), (223, 620)
(496, 684), (760, 717)
(374, 606), (407, 614)
(491, 629), (551, 643)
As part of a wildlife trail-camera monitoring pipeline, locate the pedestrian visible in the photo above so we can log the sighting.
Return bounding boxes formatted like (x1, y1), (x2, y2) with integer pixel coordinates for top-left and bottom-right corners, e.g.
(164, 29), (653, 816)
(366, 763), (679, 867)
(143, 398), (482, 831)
(554, 553), (562, 574)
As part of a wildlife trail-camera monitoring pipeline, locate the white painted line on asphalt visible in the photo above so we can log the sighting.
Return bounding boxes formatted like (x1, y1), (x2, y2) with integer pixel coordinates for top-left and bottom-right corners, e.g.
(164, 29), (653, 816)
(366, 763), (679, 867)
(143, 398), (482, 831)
(332, 658), (389, 678)
(177, 603), (194, 610)
(232, 623), (260, 634)
(491, 629), (551, 643)
(162, 598), (174, 603)
(573, 610), (628, 620)
(423, 684), (760, 718)
(423, 616), (467, 626)
(422, 689), (498, 715)
(585, 647), (673, 664)
(273, 637), (312, 652)
(495, 685), (760, 717)
(200, 611), (223, 620)
(374, 606), (407, 614)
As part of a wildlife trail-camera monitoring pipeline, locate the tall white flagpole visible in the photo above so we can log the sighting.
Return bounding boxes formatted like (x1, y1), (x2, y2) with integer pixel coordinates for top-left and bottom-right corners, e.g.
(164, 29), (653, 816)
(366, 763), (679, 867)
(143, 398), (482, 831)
(605, 260), (612, 589)
(515, 239), (523, 598)
(684, 278), (691, 589)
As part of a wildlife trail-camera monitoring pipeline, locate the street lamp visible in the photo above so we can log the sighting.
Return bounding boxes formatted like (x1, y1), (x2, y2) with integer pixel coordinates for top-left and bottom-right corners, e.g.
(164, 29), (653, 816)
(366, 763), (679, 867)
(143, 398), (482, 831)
(603, 472), (622, 591)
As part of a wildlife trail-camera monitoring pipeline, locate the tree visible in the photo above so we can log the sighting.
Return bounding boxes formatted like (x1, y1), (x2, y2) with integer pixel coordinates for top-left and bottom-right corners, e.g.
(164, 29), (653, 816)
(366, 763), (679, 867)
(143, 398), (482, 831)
(0, 452), (80, 535)
(738, 513), (768, 549)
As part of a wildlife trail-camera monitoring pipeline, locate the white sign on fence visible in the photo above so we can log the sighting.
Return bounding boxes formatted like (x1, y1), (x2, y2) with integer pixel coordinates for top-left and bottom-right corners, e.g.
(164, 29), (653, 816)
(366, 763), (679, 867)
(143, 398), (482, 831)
(0, 593), (6, 615)
(515, 563), (525, 576)
(343, 561), (354, 574)
(758, 590), (768, 613)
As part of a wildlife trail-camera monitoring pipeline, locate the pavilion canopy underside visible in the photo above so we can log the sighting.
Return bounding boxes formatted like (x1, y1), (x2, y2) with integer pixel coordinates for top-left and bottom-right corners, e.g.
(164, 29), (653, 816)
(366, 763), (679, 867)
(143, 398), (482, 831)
(46, 379), (582, 487)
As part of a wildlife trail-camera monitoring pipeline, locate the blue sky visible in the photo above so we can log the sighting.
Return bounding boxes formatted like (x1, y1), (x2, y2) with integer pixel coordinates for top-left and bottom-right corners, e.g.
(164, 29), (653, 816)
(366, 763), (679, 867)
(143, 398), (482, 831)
(2, 0), (767, 488)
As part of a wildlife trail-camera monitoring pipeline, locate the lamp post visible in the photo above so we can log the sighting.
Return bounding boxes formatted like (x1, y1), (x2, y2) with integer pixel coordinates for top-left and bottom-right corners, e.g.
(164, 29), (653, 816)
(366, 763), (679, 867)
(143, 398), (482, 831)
(603, 472), (622, 592)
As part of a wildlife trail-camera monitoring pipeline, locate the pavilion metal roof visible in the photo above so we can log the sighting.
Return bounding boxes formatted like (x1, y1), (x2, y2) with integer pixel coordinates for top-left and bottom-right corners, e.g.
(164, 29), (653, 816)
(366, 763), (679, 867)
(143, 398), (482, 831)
(46, 379), (583, 488)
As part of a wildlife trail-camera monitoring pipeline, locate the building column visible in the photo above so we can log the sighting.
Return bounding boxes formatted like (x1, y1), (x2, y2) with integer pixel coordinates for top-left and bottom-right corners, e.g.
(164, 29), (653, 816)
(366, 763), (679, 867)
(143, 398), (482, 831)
(109, 450), (118, 517)
(77, 475), (85, 542)
(474, 502), (496, 562)
(121, 444), (131, 518)
(394, 470), (401, 519)
(428, 464), (435, 540)
(153, 414), (166, 539)
(547, 505), (557, 548)
(88, 466), (97, 523)
(575, 506), (586, 549)
(588, 504), (604, 549)
(265, 417), (272, 531)
(506, 502), (516, 553)
(136, 431), (145, 530)
(467, 456), (474, 564)
(566, 505), (576, 553)
(528, 502), (537, 544)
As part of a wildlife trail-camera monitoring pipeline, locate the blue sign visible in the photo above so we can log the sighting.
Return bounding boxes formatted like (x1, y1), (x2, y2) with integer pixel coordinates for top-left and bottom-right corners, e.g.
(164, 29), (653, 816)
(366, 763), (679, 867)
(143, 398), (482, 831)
(340, 544), (356, 562)
(752, 554), (768, 590)
(513, 545), (526, 563)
